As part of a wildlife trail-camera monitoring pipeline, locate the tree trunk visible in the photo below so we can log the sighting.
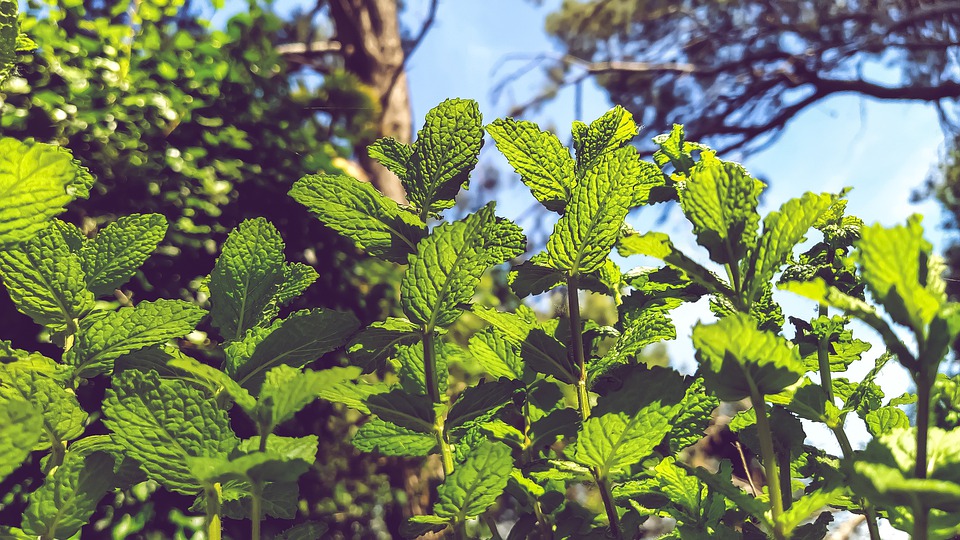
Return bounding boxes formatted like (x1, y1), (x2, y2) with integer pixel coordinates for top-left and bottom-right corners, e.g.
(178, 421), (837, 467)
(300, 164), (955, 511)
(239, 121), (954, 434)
(329, 0), (410, 203)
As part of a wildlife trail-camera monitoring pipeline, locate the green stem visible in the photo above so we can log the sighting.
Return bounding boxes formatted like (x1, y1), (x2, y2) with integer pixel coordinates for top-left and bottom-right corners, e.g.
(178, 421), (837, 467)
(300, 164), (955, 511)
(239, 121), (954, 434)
(251, 484), (262, 540)
(593, 468), (622, 539)
(532, 499), (553, 540)
(439, 431), (455, 476)
(832, 426), (882, 540)
(423, 329), (441, 404)
(747, 376), (785, 540)
(566, 274), (590, 420)
(454, 519), (467, 540)
(205, 483), (222, 540)
(914, 367), (933, 540)
(816, 304), (835, 403)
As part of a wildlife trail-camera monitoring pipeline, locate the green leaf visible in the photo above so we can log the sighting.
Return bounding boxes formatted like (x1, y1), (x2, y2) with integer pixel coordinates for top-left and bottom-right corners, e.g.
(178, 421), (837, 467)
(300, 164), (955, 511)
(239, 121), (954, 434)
(446, 379), (522, 434)
(272, 262), (318, 311)
(472, 305), (573, 383)
(0, 0), (18, 85)
(746, 192), (835, 300)
(468, 326), (525, 381)
(66, 299), (206, 378)
(352, 418), (437, 457)
(407, 98), (484, 217)
(0, 370), (86, 451)
(315, 367), (387, 414)
(654, 457), (702, 514)
(856, 216), (942, 334)
(0, 221), (95, 332)
(192, 435), (318, 485)
(79, 213), (167, 296)
(0, 139), (93, 248)
(667, 378), (720, 453)
(257, 366), (327, 431)
(209, 218), (286, 340)
(368, 137), (412, 183)
(22, 451), (117, 539)
(434, 440), (512, 521)
(365, 389), (435, 433)
(401, 203), (524, 329)
(849, 427), (960, 512)
(589, 308), (675, 382)
(546, 146), (642, 275)
(574, 366), (686, 476)
(486, 118), (574, 212)
(402, 515), (449, 538)
(685, 461), (771, 528)
(165, 354), (257, 413)
(289, 174), (425, 263)
(652, 124), (698, 176)
(572, 105), (638, 174)
(0, 400), (41, 482)
(103, 370), (238, 494)
(392, 339), (450, 396)
(692, 313), (805, 401)
(219, 480), (299, 520)
(864, 406), (910, 438)
(346, 318), (420, 372)
(226, 308), (359, 392)
(678, 153), (763, 265)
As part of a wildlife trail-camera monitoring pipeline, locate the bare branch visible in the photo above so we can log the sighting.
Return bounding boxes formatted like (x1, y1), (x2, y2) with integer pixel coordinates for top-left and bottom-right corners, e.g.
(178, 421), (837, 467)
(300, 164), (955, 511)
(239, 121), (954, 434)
(274, 40), (343, 56)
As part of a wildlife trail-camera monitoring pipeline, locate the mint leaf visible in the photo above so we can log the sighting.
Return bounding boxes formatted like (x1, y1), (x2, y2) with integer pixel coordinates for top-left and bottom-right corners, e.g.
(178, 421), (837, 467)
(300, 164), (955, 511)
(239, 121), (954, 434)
(219, 480), (299, 520)
(446, 379), (522, 434)
(352, 418), (437, 457)
(346, 318), (420, 372)
(103, 370), (238, 494)
(692, 313), (804, 400)
(79, 213), (167, 296)
(209, 218), (286, 340)
(0, 400), (41, 482)
(686, 461), (771, 528)
(271, 262), (318, 311)
(678, 153), (763, 265)
(574, 366), (686, 476)
(468, 326), (525, 381)
(472, 305), (573, 383)
(407, 98), (483, 217)
(572, 105), (637, 174)
(22, 450), (117, 539)
(652, 124), (704, 177)
(864, 406), (910, 438)
(0, 370), (86, 452)
(589, 309), (675, 382)
(745, 192), (835, 300)
(192, 435), (318, 485)
(545, 146), (642, 275)
(856, 216), (942, 334)
(365, 389), (435, 433)
(486, 118), (574, 212)
(226, 308), (359, 391)
(315, 368), (387, 414)
(393, 340), (449, 396)
(368, 137), (412, 184)
(289, 174), (425, 263)
(403, 515), (449, 538)
(165, 354), (256, 414)
(0, 1), (18, 85)
(434, 440), (512, 521)
(66, 299), (205, 378)
(667, 378), (720, 453)
(0, 221), (95, 332)
(849, 427), (960, 512)
(257, 366), (328, 431)
(0, 139), (93, 248)
(401, 203), (524, 330)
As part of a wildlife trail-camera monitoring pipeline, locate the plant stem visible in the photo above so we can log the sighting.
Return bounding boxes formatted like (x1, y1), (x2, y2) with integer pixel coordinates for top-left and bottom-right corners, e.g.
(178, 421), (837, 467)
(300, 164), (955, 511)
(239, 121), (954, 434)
(914, 366), (933, 540)
(817, 304), (882, 540)
(439, 431), (455, 476)
(566, 274), (590, 420)
(747, 376), (785, 540)
(205, 483), (222, 540)
(532, 499), (553, 540)
(423, 329), (441, 404)
(483, 513), (502, 540)
(251, 485), (262, 540)
(593, 468), (622, 539)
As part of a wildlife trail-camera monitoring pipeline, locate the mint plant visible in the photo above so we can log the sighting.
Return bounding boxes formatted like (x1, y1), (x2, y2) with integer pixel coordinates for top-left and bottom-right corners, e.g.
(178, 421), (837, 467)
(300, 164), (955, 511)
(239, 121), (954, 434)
(3, 1), (960, 535)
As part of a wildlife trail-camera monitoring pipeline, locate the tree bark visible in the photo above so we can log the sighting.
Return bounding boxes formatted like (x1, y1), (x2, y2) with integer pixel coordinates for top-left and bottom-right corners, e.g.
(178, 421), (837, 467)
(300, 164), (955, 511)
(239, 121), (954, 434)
(328, 0), (410, 203)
